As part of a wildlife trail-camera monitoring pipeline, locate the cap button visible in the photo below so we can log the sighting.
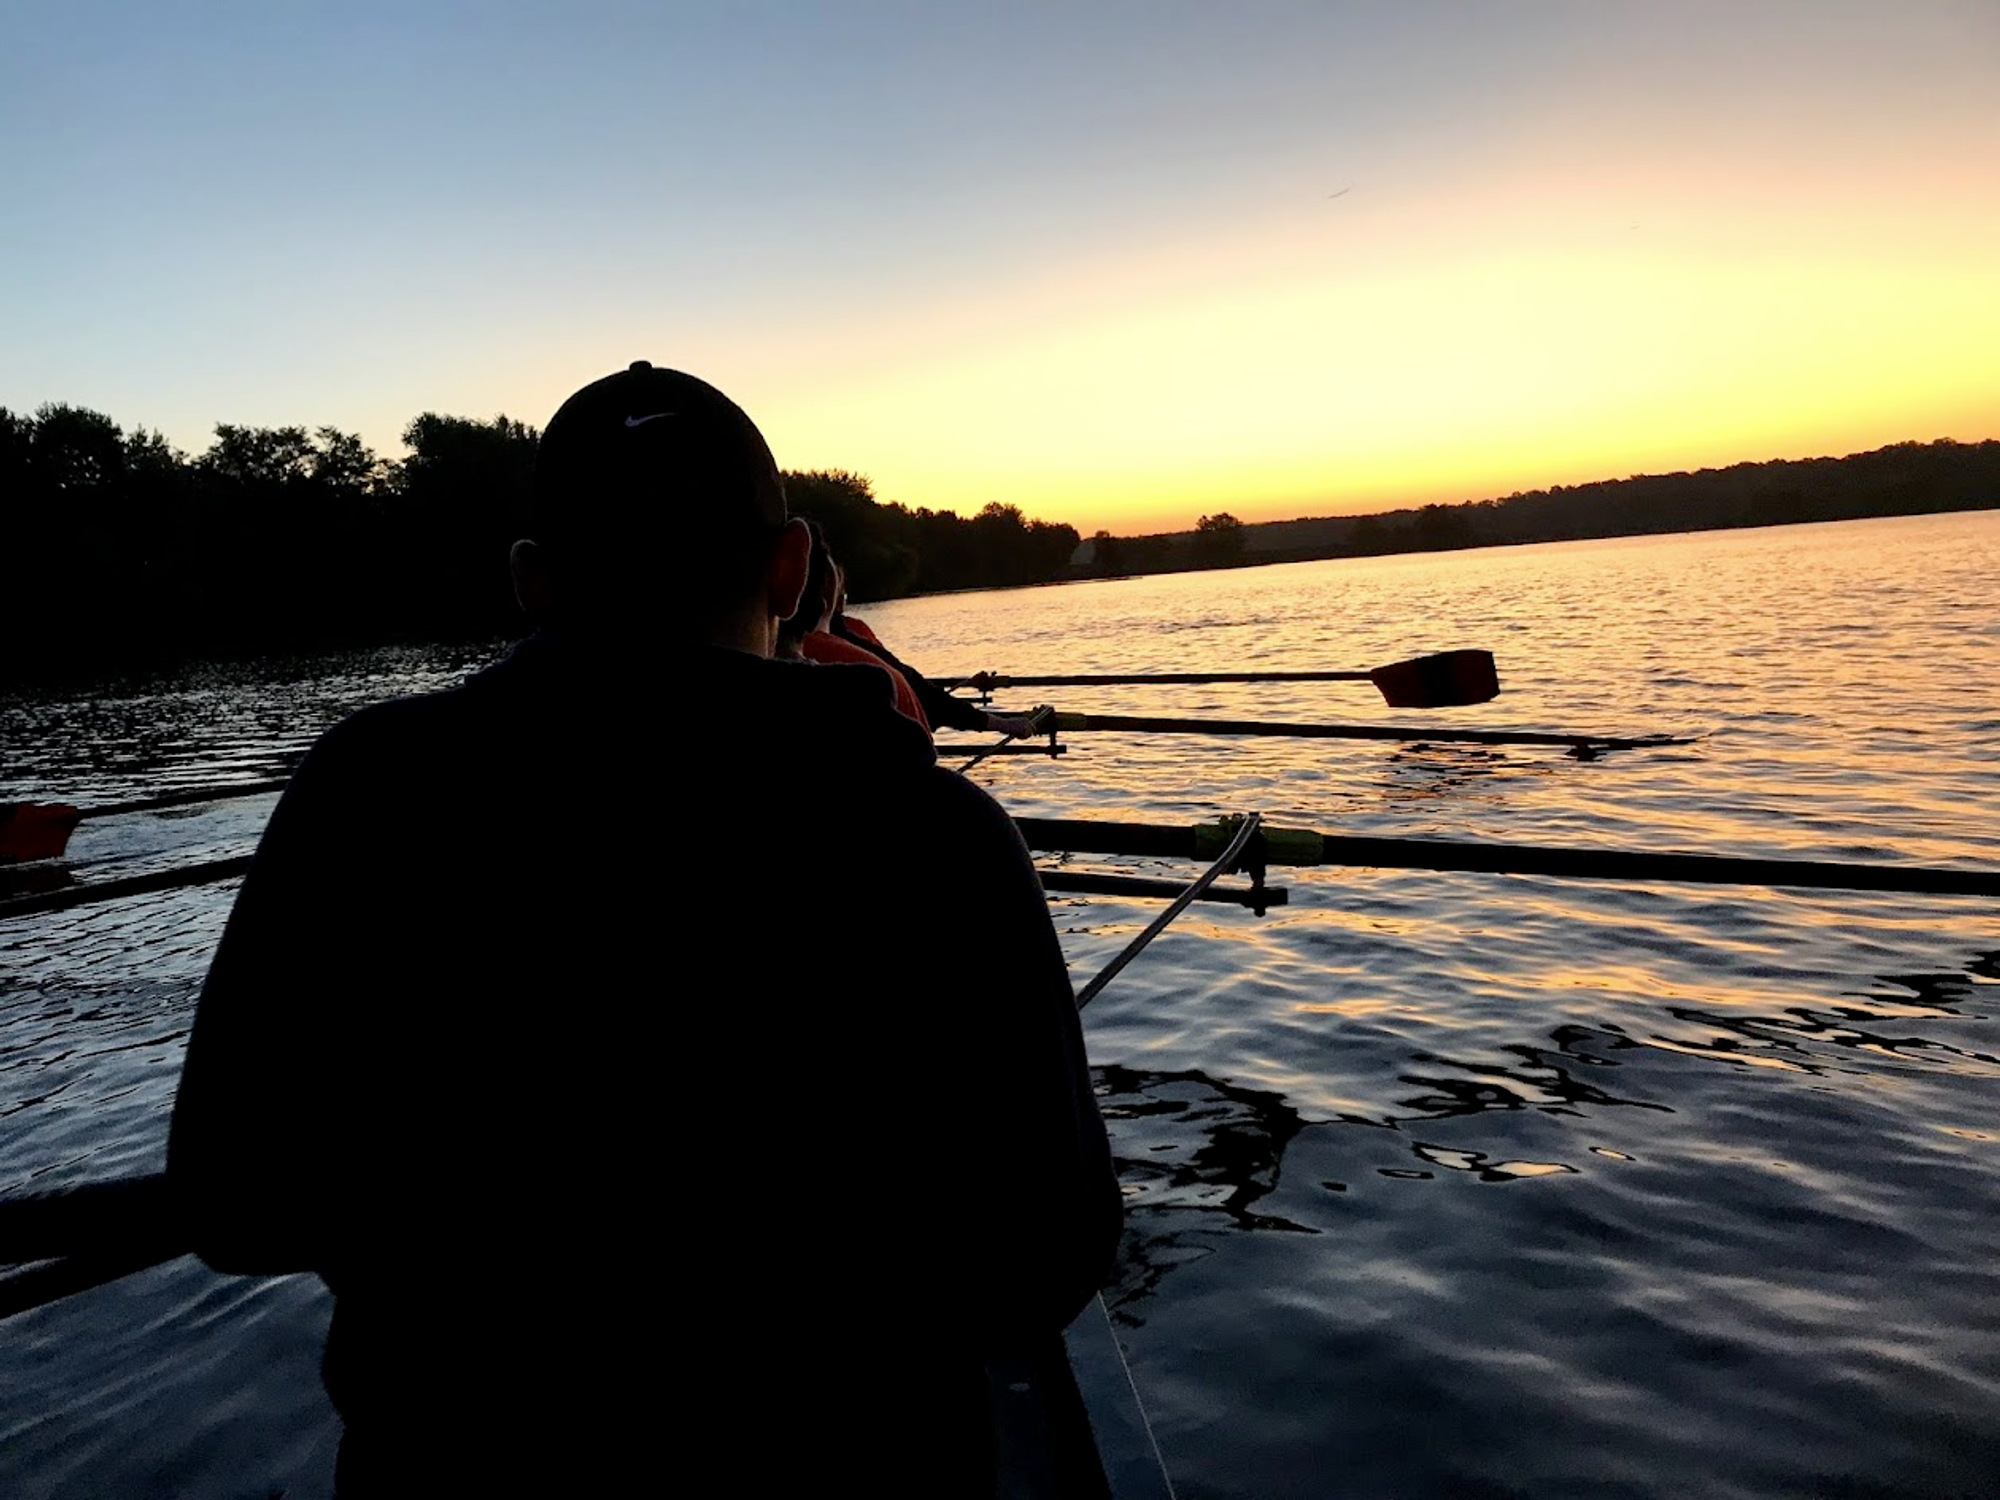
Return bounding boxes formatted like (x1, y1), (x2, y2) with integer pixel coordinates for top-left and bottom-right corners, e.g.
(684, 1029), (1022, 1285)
(629, 360), (653, 373)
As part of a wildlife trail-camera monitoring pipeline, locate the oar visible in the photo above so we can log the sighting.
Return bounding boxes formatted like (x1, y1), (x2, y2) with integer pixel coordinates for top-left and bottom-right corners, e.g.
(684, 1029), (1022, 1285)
(47, 781), (1965, 932)
(1042, 712), (1693, 757)
(0, 855), (254, 921)
(956, 704), (1061, 775)
(1013, 816), (2000, 898)
(72, 778), (295, 820)
(944, 649), (1499, 709)
(1037, 868), (1283, 910)
(1, 778), (295, 866)
(1074, 812), (1266, 1009)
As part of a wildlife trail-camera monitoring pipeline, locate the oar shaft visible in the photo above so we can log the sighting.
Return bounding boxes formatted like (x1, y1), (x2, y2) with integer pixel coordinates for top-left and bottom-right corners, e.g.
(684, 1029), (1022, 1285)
(1309, 833), (2000, 898)
(1050, 712), (1682, 752)
(1013, 817), (2000, 898)
(1038, 869), (1286, 908)
(0, 777), (297, 831)
(78, 778), (293, 821)
(946, 650), (1499, 709)
(0, 855), (253, 921)
(951, 670), (1373, 688)
(1020, 819), (1203, 860)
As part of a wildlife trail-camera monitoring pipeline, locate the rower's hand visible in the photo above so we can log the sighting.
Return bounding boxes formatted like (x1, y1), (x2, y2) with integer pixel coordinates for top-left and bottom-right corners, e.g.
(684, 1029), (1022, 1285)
(985, 711), (1043, 739)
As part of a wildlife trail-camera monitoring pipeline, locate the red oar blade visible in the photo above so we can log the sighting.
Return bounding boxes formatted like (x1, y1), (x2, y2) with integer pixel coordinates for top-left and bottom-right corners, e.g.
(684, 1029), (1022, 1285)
(1368, 649), (1499, 709)
(0, 804), (83, 864)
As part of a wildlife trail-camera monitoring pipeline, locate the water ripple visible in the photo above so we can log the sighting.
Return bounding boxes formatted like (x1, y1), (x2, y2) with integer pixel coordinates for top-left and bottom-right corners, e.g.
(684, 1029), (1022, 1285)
(5, 514), (2000, 1497)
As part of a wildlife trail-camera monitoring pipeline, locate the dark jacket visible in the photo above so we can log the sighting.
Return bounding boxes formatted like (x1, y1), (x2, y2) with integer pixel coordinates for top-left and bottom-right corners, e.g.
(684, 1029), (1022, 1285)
(167, 635), (1121, 1489)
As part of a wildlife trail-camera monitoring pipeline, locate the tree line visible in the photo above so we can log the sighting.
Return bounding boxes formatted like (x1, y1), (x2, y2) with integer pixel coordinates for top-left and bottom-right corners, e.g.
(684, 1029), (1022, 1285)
(1081, 439), (2000, 578)
(12, 397), (1988, 681)
(2, 403), (1079, 681)
(781, 469), (1079, 599)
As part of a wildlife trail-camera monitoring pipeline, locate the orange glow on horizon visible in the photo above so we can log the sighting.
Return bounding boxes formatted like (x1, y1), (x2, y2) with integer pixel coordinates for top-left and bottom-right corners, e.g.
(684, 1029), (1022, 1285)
(761, 231), (1998, 534)
(750, 107), (2000, 537)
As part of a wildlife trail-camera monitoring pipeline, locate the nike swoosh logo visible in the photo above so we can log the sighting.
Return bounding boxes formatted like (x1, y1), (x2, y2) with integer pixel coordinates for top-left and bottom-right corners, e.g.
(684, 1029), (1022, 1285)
(625, 412), (674, 427)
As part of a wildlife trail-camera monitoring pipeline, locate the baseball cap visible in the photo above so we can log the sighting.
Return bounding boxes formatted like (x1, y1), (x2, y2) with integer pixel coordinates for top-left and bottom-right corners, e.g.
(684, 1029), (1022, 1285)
(529, 361), (787, 590)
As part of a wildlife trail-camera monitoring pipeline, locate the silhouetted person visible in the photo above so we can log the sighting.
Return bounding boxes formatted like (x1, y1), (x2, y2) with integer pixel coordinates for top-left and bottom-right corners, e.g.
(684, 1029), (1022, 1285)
(782, 519), (933, 728)
(775, 514), (1037, 742)
(774, 518), (840, 661)
(167, 362), (1122, 1495)
(830, 592), (1043, 740)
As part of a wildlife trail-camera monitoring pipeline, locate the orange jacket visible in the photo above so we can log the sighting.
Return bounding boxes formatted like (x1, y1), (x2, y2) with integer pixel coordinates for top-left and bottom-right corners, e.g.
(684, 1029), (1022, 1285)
(801, 630), (931, 732)
(839, 615), (886, 651)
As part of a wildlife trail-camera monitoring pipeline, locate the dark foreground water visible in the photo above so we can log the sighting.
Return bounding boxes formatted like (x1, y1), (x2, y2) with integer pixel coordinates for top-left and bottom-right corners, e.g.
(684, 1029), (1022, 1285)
(4, 511), (1998, 1498)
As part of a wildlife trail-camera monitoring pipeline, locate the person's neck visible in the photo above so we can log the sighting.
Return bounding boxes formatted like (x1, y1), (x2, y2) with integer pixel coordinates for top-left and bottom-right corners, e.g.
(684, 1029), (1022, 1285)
(703, 609), (777, 657)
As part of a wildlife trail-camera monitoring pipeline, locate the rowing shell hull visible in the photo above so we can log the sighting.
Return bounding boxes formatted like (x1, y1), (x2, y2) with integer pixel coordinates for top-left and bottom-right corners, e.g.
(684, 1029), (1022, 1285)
(992, 1294), (1177, 1498)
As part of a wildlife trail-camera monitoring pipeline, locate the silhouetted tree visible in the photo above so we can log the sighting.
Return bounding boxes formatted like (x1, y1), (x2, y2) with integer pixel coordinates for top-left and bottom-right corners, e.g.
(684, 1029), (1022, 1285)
(1347, 514), (1386, 555)
(14, 406), (154, 666)
(1195, 511), (1246, 565)
(386, 414), (539, 638)
(1089, 529), (1125, 577)
(785, 469), (918, 600)
(8, 391), (1994, 683)
(783, 475), (1075, 599)
(183, 424), (387, 646)
(1414, 502), (1474, 551)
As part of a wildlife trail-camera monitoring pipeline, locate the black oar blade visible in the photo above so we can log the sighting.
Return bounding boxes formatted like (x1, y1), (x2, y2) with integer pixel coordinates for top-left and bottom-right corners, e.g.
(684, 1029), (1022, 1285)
(1369, 649), (1498, 709)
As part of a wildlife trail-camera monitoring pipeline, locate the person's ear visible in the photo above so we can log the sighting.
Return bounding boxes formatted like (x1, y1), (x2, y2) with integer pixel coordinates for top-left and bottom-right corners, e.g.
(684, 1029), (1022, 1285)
(767, 518), (811, 623)
(510, 540), (556, 623)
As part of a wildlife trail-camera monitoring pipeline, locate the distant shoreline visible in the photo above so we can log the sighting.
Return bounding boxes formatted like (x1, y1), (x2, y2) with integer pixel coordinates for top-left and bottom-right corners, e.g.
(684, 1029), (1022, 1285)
(1069, 439), (2000, 583)
(872, 497), (1999, 605)
(8, 398), (1991, 681)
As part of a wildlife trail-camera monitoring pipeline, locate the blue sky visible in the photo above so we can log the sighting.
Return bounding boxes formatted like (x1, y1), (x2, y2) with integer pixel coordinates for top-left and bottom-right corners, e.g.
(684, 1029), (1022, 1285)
(6, 2), (1996, 530)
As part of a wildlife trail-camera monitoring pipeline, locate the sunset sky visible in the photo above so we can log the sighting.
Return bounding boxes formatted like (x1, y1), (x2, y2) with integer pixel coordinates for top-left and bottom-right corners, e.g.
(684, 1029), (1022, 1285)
(5, 2), (1996, 534)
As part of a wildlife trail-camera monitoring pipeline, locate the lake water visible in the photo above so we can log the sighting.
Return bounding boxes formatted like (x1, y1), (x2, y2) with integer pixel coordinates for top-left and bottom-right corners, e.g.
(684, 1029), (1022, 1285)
(4, 510), (1999, 1497)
